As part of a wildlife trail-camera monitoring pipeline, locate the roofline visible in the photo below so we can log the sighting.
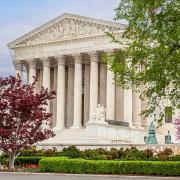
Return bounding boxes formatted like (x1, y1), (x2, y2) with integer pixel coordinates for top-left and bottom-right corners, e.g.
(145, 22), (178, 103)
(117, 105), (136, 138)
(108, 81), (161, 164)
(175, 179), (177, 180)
(7, 13), (126, 48)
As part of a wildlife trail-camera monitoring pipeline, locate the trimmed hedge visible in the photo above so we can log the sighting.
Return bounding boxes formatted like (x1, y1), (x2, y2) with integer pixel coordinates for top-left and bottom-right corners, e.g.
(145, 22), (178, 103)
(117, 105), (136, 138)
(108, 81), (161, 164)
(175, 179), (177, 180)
(15, 156), (43, 165)
(39, 157), (180, 176)
(0, 156), (43, 165)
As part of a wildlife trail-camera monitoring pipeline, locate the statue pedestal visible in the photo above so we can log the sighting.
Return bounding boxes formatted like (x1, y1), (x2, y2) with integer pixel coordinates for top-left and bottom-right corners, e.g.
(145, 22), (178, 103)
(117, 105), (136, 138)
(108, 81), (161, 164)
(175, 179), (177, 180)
(87, 120), (108, 125)
(86, 122), (108, 138)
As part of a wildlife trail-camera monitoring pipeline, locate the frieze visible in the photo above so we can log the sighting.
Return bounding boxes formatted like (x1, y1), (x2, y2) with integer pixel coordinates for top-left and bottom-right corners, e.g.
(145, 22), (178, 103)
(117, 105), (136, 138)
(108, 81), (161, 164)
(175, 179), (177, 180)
(14, 35), (122, 61)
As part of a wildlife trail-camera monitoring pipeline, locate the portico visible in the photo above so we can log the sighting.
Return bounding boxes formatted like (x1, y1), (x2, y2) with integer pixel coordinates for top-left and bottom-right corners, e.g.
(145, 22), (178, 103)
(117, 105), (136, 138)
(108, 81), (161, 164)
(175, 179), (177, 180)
(13, 50), (143, 130)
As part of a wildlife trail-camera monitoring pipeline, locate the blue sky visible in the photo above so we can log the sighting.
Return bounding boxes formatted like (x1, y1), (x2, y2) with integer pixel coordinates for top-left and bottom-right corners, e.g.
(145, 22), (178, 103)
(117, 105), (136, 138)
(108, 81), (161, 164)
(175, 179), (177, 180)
(0, 0), (120, 76)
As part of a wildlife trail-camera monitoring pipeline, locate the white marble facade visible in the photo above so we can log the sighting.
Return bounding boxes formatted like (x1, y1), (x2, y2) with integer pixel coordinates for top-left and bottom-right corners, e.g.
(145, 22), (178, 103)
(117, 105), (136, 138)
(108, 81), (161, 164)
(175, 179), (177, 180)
(8, 13), (178, 145)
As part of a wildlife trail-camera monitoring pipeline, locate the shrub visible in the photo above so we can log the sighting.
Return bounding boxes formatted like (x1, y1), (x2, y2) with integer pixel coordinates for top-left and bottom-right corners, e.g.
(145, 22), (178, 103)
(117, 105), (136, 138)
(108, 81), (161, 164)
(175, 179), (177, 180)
(15, 156), (43, 165)
(157, 148), (173, 161)
(40, 157), (180, 176)
(84, 149), (106, 160)
(61, 146), (84, 159)
(168, 155), (180, 161)
(20, 147), (43, 157)
(0, 153), (8, 165)
(43, 149), (56, 157)
(108, 148), (119, 159)
(158, 148), (173, 156)
(95, 148), (108, 155)
(158, 155), (169, 161)
(123, 147), (147, 160)
(3, 146), (177, 162)
(143, 149), (154, 158)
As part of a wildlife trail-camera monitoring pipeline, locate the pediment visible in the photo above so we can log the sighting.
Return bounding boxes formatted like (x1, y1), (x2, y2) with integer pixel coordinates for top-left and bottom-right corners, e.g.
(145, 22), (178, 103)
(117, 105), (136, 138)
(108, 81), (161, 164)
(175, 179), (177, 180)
(8, 13), (125, 48)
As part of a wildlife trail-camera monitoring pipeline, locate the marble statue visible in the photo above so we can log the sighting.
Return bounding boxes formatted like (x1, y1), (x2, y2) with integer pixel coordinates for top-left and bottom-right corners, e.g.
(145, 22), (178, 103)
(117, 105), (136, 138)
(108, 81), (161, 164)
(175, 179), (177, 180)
(91, 104), (106, 124)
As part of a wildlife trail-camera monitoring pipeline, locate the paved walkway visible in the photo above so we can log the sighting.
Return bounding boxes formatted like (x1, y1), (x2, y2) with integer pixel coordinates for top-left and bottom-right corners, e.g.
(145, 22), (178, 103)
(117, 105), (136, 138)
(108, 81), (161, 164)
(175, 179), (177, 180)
(0, 173), (179, 180)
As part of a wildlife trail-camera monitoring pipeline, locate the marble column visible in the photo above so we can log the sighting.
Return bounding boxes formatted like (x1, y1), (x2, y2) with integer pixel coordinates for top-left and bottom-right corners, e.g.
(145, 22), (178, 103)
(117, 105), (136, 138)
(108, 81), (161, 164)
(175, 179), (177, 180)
(84, 65), (90, 124)
(99, 63), (107, 107)
(53, 67), (58, 128)
(66, 64), (74, 127)
(55, 56), (65, 129)
(42, 58), (51, 113)
(28, 60), (36, 84)
(36, 69), (41, 92)
(132, 90), (142, 128)
(89, 52), (99, 121)
(39, 68), (43, 89)
(106, 52), (115, 120)
(25, 64), (29, 84)
(132, 64), (142, 129)
(115, 86), (124, 121)
(141, 67), (148, 129)
(15, 61), (23, 79)
(124, 89), (133, 127)
(25, 63), (29, 84)
(72, 54), (82, 128)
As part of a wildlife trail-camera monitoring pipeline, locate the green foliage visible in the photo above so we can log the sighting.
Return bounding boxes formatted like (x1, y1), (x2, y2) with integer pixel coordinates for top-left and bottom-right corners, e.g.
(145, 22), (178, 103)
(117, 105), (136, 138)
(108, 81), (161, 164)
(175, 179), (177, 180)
(123, 147), (147, 160)
(83, 149), (106, 160)
(0, 153), (9, 165)
(0, 156), (43, 166)
(168, 155), (180, 161)
(19, 147), (57, 157)
(106, 0), (180, 124)
(157, 148), (173, 161)
(1, 146), (177, 164)
(40, 157), (180, 176)
(157, 147), (173, 156)
(143, 149), (154, 158)
(61, 146), (85, 159)
(15, 157), (43, 165)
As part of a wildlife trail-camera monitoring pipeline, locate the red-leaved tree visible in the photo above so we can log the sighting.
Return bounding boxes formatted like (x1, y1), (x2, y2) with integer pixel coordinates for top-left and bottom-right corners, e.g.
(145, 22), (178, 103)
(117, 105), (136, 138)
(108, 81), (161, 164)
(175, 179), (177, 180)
(0, 75), (56, 170)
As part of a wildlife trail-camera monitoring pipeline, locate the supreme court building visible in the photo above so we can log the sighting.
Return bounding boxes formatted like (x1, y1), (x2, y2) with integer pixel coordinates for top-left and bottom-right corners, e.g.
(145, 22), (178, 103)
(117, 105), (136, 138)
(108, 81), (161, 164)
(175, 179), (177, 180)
(8, 13), (178, 145)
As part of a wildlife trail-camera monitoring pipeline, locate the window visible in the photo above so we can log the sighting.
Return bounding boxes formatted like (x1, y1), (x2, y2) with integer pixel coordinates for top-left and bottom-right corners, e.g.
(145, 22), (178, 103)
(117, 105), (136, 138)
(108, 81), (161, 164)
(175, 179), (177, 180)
(165, 107), (172, 123)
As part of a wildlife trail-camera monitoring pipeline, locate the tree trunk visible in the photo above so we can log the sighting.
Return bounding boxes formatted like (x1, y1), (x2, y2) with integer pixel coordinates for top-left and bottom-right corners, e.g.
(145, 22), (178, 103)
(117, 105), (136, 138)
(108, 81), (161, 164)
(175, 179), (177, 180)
(8, 152), (16, 170)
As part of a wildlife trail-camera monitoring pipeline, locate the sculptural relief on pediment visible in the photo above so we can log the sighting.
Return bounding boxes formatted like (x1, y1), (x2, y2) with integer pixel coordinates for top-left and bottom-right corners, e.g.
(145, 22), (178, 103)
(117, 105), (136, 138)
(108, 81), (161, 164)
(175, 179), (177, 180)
(16, 18), (122, 47)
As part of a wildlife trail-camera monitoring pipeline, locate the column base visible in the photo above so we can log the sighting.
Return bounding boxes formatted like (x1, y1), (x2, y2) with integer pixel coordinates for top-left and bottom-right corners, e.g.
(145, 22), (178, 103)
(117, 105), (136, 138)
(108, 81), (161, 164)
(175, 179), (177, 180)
(71, 125), (82, 129)
(53, 126), (65, 131)
(129, 124), (136, 129)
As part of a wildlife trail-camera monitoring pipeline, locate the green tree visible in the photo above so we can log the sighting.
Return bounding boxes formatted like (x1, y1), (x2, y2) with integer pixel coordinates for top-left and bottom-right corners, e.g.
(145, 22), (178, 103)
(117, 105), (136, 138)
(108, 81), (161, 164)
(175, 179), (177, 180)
(106, 0), (180, 125)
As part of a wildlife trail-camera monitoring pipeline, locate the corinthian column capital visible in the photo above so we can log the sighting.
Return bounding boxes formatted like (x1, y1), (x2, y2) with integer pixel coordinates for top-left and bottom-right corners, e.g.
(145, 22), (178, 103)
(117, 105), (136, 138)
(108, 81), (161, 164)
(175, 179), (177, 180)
(89, 52), (99, 62)
(27, 59), (36, 69)
(41, 57), (51, 67)
(106, 49), (115, 56)
(14, 60), (23, 70)
(73, 54), (82, 64)
(55, 56), (65, 66)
